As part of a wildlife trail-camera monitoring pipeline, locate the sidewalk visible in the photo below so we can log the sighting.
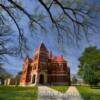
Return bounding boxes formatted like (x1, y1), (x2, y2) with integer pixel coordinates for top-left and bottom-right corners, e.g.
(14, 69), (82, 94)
(38, 86), (64, 100)
(38, 86), (83, 100)
(65, 86), (83, 100)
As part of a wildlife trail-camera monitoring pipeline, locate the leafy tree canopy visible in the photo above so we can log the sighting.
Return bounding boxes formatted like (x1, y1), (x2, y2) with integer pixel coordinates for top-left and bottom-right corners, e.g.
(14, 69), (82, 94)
(79, 47), (100, 66)
(83, 64), (98, 86)
(72, 75), (77, 84)
(78, 46), (100, 82)
(0, 65), (12, 79)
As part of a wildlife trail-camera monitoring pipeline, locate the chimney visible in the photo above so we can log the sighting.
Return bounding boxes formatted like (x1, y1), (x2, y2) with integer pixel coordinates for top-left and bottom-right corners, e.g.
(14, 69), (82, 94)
(49, 50), (52, 58)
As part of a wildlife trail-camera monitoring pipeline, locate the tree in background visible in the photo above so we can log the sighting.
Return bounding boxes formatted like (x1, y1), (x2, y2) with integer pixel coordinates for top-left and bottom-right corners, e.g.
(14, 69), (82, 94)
(0, 64), (12, 84)
(78, 46), (100, 85)
(72, 76), (77, 85)
(15, 71), (22, 86)
(83, 64), (98, 86)
(0, 0), (100, 63)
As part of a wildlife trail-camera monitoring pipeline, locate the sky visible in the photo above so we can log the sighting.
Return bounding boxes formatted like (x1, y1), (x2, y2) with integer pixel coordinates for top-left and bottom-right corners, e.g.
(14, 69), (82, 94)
(2, 0), (100, 76)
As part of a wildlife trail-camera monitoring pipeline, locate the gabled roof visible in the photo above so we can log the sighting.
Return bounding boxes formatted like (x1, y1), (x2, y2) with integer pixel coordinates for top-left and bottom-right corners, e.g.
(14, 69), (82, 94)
(24, 56), (33, 64)
(50, 55), (64, 61)
(56, 56), (64, 61)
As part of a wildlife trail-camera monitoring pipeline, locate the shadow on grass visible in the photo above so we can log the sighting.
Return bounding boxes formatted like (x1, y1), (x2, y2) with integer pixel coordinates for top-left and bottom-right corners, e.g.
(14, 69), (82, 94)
(81, 93), (100, 100)
(76, 85), (100, 100)
(91, 86), (100, 89)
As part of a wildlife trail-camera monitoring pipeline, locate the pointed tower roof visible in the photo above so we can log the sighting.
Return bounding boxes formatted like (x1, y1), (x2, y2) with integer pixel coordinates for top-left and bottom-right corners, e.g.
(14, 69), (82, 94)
(24, 56), (33, 63)
(34, 42), (48, 53)
(39, 42), (48, 52)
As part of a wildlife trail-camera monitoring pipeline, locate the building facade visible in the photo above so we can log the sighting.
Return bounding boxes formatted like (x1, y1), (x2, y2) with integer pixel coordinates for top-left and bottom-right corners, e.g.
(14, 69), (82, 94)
(20, 42), (70, 85)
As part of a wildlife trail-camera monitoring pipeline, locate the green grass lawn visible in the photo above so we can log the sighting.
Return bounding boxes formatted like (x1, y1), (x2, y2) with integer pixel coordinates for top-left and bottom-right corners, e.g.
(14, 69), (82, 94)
(76, 86), (100, 100)
(0, 86), (37, 100)
(49, 85), (69, 93)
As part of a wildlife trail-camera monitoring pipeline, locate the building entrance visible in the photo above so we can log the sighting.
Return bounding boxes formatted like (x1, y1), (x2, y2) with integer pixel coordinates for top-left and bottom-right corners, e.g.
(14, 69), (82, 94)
(39, 74), (44, 84)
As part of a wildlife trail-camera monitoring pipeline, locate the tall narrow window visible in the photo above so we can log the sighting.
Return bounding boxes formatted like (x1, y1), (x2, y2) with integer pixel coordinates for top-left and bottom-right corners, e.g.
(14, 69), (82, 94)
(32, 75), (36, 83)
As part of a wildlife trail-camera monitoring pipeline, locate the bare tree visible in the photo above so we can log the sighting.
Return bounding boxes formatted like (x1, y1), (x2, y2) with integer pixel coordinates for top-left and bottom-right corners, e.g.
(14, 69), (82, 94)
(0, 0), (100, 62)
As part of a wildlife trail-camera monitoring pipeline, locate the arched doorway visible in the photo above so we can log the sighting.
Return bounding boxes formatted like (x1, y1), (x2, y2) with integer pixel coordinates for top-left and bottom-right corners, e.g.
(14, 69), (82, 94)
(39, 74), (44, 84)
(32, 75), (36, 83)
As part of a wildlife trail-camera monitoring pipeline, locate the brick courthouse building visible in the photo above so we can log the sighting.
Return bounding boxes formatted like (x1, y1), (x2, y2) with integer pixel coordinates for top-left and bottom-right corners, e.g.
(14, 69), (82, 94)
(20, 42), (70, 85)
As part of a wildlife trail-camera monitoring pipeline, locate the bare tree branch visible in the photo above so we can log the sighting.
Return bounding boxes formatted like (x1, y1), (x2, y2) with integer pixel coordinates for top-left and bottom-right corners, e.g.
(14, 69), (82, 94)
(0, 0), (99, 63)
